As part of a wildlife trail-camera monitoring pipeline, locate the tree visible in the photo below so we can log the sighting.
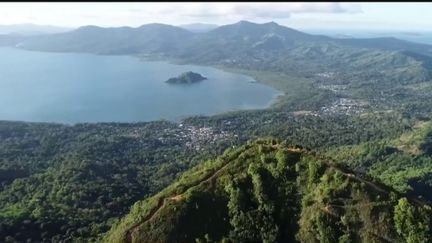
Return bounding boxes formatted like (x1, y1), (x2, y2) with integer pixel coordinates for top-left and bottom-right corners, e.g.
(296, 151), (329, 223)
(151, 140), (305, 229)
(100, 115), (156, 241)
(394, 198), (431, 243)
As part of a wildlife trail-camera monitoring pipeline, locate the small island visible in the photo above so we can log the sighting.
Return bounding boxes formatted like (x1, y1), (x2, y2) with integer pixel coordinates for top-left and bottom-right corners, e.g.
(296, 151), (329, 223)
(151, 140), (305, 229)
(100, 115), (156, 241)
(165, 71), (207, 84)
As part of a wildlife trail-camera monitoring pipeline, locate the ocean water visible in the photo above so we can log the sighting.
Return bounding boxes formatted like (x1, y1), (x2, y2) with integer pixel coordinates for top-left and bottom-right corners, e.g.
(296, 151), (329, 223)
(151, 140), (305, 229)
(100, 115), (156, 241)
(0, 47), (281, 123)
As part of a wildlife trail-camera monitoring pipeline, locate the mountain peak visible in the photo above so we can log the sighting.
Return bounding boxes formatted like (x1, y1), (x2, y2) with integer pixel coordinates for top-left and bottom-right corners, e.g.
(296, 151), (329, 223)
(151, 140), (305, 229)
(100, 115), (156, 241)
(234, 20), (280, 27)
(103, 139), (430, 243)
(265, 21), (279, 26)
(209, 20), (327, 43)
(236, 20), (256, 25)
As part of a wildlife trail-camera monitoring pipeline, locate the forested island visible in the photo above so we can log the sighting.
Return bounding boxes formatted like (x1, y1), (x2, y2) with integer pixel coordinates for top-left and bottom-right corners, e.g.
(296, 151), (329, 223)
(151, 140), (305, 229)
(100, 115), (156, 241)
(165, 71), (207, 84)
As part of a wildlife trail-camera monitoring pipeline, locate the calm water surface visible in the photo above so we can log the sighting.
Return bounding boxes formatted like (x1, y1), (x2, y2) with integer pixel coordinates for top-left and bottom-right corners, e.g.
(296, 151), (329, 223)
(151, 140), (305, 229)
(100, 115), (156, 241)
(0, 47), (281, 123)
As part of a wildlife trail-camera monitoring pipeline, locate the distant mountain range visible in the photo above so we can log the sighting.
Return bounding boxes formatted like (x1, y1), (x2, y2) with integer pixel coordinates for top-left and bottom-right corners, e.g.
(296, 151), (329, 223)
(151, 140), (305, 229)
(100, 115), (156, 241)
(8, 20), (430, 56)
(11, 23), (194, 54)
(0, 23), (73, 36)
(2, 20), (432, 85)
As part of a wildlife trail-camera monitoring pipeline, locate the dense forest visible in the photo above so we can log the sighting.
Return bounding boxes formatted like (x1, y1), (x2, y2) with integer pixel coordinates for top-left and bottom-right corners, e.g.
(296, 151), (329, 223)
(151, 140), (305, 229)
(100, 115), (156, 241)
(1, 20), (432, 242)
(103, 140), (431, 243)
(0, 110), (416, 242)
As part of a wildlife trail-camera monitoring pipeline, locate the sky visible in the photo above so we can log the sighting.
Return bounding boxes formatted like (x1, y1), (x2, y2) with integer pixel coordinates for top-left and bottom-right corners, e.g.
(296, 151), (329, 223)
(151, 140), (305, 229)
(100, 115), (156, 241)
(0, 2), (431, 32)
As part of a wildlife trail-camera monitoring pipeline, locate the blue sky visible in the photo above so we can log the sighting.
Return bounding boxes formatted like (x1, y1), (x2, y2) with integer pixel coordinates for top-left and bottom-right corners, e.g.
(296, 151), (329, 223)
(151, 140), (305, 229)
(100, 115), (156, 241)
(0, 2), (431, 31)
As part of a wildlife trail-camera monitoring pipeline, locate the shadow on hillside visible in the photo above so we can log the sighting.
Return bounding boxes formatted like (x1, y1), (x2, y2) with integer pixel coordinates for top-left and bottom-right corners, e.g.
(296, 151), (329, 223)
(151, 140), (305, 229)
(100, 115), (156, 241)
(407, 172), (432, 202)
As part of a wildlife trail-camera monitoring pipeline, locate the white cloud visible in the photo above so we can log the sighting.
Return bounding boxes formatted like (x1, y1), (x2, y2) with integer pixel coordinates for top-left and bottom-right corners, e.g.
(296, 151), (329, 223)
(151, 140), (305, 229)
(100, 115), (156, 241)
(232, 3), (362, 18)
(146, 3), (362, 19)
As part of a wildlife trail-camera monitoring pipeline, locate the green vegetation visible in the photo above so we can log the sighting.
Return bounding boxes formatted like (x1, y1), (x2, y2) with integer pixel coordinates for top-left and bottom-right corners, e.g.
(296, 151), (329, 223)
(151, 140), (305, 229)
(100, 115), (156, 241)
(0, 121), (236, 242)
(1, 20), (432, 242)
(0, 110), (414, 242)
(325, 121), (432, 196)
(103, 140), (431, 243)
(165, 71), (207, 84)
(394, 197), (431, 243)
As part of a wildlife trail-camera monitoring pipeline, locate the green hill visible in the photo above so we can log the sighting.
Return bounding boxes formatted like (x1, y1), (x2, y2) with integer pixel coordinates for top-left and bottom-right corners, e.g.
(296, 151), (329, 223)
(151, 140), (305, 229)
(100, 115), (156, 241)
(103, 139), (431, 243)
(0, 111), (415, 243)
(325, 121), (432, 197)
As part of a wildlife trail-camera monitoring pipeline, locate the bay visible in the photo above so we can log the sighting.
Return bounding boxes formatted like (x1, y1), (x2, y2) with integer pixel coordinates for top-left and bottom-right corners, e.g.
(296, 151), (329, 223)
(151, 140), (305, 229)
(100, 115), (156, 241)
(0, 47), (281, 123)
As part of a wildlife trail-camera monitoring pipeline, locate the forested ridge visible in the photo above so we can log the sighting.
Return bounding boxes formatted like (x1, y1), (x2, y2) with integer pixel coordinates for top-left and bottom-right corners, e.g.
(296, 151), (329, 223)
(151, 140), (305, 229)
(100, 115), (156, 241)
(104, 140), (431, 243)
